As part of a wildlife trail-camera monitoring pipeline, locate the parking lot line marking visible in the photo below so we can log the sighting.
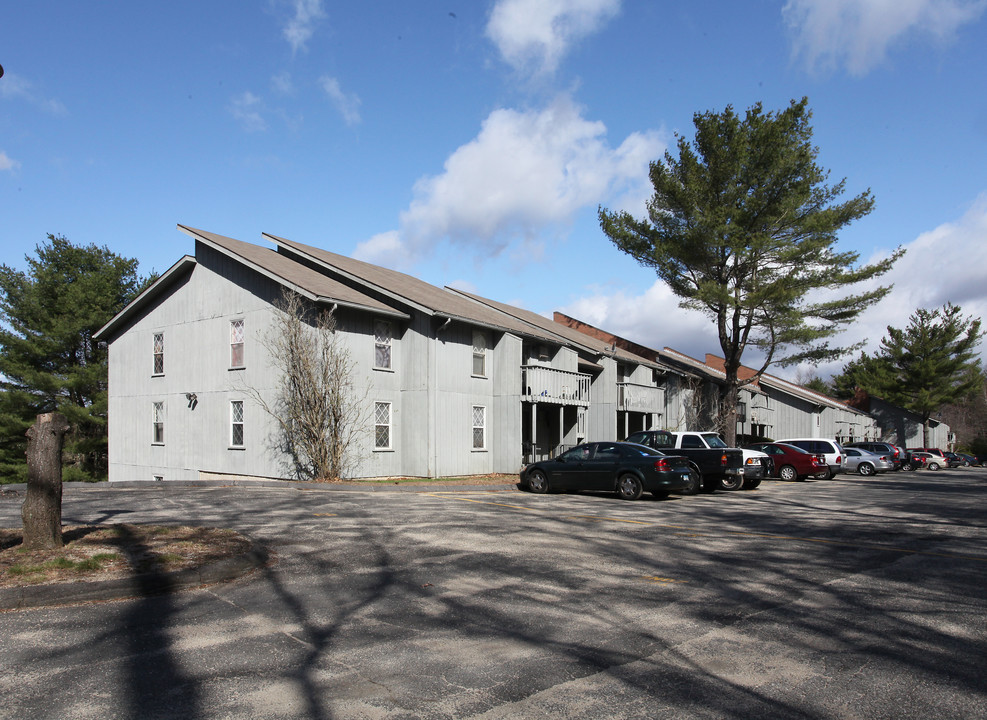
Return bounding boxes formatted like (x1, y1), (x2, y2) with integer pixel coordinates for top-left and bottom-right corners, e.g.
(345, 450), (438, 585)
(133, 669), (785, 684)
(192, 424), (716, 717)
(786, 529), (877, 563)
(567, 514), (654, 525)
(642, 575), (689, 584)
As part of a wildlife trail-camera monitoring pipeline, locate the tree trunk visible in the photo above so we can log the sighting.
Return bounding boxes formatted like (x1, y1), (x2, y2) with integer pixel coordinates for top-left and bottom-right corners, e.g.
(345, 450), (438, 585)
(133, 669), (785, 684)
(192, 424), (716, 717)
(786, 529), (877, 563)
(721, 382), (739, 447)
(21, 412), (71, 550)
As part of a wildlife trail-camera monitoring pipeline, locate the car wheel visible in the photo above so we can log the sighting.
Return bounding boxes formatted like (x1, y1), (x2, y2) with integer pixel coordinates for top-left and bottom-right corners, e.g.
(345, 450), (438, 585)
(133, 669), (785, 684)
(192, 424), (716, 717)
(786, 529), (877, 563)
(928, 461), (941, 471)
(680, 468), (702, 495)
(742, 476), (761, 489)
(718, 474), (744, 491)
(858, 462), (875, 476)
(617, 474), (643, 501)
(779, 464), (797, 482)
(527, 469), (549, 494)
(963, 460), (971, 467)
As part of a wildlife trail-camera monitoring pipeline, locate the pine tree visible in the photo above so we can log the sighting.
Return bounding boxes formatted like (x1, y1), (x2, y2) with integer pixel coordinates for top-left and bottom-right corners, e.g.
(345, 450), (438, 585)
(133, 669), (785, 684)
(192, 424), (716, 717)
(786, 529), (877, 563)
(599, 98), (903, 445)
(855, 304), (984, 447)
(0, 235), (153, 482)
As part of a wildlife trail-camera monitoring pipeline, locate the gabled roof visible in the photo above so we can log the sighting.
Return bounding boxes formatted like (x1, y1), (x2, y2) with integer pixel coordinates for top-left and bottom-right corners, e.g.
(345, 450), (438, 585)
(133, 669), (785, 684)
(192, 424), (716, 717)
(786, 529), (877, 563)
(94, 227), (411, 343)
(448, 288), (664, 369)
(94, 255), (197, 342)
(757, 373), (869, 416)
(660, 348), (728, 381)
(553, 313), (685, 376)
(265, 233), (571, 344)
(663, 348), (870, 416)
(181, 226), (407, 319)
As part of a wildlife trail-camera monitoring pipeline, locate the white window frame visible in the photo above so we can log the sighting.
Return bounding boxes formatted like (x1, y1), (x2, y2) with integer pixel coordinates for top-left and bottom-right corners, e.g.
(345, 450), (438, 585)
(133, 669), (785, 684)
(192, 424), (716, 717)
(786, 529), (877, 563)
(472, 405), (486, 451)
(472, 330), (488, 378)
(230, 400), (244, 448)
(152, 401), (164, 445)
(152, 332), (164, 375)
(230, 319), (245, 369)
(374, 401), (392, 451)
(374, 319), (393, 371)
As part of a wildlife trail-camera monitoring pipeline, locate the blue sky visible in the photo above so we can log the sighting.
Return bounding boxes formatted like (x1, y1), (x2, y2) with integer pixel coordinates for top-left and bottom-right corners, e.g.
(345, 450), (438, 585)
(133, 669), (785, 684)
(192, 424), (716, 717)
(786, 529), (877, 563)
(2, 0), (986, 379)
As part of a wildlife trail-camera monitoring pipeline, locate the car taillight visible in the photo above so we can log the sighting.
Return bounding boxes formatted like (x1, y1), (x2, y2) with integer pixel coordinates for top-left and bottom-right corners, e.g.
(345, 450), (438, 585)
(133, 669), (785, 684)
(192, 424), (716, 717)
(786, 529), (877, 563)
(812, 455), (826, 467)
(720, 453), (728, 466)
(655, 458), (671, 472)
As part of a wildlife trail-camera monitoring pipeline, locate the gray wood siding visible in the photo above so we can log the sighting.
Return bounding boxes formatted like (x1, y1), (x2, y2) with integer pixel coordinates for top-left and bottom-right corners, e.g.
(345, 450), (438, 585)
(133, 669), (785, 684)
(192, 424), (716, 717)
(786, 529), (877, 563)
(107, 254), (289, 482)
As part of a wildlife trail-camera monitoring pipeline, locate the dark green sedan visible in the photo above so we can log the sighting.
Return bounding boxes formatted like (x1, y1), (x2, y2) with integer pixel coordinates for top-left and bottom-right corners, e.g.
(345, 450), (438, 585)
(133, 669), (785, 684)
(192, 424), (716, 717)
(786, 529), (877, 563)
(520, 441), (693, 500)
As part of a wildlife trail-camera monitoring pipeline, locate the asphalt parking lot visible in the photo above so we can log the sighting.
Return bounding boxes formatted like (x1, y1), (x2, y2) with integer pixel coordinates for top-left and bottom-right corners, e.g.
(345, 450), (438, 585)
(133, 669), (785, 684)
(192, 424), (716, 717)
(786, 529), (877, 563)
(2, 468), (986, 720)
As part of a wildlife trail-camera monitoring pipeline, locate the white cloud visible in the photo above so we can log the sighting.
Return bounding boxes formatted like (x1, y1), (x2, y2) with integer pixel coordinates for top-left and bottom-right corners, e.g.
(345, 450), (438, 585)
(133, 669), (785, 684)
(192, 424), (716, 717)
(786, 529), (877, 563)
(487, 0), (621, 76)
(0, 151), (20, 172)
(783, 0), (987, 75)
(0, 72), (66, 114)
(558, 281), (718, 362)
(397, 95), (663, 259)
(271, 71), (295, 96)
(812, 193), (987, 375)
(229, 91), (267, 132)
(319, 75), (361, 126)
(352, 231), (416, 269)
(281, 0), (326, 55)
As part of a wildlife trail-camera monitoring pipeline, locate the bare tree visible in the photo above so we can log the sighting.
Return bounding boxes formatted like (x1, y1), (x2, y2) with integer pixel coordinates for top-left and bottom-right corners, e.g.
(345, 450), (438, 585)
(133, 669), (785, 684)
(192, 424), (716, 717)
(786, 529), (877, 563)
(247, 290), (371, 482)
(676, 376), (729, 433)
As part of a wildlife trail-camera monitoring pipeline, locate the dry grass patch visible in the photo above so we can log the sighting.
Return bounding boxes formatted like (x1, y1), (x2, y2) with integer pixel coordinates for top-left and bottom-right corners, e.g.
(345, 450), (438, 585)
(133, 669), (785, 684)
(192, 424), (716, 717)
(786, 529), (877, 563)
(0, 524), (251, 588)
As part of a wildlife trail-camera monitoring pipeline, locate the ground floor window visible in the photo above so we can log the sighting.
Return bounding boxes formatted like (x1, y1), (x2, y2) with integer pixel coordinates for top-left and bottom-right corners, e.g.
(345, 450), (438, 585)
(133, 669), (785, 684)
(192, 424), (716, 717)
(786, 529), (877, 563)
(230, 400), (244, 447)
(375, 401), (392, 450)
(472, 405), (486, 450)
(152, 402), (164, 444)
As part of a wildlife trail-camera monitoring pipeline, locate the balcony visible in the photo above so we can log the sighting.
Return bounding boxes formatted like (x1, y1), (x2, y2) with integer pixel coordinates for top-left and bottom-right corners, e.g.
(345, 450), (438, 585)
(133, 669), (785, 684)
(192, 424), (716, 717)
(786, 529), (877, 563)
(521, 365), (590, 406)
(617, 382), (664, 413)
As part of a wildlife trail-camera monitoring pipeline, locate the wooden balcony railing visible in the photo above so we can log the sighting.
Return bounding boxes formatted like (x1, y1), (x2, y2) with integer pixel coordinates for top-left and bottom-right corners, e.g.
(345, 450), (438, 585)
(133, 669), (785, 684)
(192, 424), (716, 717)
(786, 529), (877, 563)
(617, 382), (664, 413)
(521, 366), (591, 406)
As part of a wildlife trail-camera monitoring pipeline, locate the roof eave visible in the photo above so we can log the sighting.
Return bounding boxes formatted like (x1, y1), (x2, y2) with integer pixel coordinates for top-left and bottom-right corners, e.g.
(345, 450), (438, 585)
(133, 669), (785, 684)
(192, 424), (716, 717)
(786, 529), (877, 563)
(93, 255), (197, 342)
(264, 233), (435, 317)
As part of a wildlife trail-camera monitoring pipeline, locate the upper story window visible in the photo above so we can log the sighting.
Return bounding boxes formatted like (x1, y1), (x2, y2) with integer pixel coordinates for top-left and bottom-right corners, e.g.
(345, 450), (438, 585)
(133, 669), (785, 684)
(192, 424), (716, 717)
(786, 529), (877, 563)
(152, 402), (164, 445)
(374, 320), (392, 370)
(152, 333), (164, 375)
(230, 319), (245, 368)
(472, 330), (488, 377)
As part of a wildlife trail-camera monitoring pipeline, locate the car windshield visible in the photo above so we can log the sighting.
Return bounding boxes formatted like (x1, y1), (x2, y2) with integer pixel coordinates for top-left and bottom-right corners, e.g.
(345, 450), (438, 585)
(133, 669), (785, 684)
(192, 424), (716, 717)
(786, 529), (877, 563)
(702, 434), (728, 448)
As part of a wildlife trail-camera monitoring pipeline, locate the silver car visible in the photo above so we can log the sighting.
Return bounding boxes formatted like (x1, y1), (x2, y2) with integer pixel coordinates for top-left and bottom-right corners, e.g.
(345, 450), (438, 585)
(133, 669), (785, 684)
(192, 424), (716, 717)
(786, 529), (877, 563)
(842, 447), (893, 476)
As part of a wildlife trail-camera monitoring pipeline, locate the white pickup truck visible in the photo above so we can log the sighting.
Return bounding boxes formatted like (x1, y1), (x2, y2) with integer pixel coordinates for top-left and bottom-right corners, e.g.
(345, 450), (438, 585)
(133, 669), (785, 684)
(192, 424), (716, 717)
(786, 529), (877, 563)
(625, 430), (771, 492)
